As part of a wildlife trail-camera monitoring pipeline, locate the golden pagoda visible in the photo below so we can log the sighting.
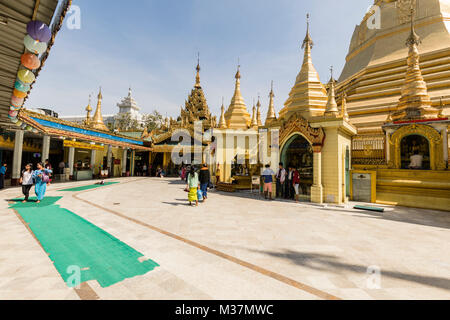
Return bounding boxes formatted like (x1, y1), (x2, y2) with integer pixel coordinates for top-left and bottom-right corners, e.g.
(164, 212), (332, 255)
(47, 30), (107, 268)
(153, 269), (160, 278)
(324, 68), (339, 117)
(218, 99), (227, 129)
(256, 96), (263, 126)
(390, 8), (439, 121)
(90, 87), (108, 131)
(224, 65), (251, 130)
(279, 14), (328, 120)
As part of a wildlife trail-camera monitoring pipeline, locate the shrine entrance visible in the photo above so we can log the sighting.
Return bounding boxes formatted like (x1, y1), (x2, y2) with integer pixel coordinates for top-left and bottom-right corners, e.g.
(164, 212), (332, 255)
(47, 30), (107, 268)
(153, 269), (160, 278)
(400, 135), (430, 170)
(280, 134), (313, 199)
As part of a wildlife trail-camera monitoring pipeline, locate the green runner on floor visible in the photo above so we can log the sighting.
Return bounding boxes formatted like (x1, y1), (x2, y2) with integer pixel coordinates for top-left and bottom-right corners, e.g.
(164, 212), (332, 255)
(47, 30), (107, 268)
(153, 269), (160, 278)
(9, 197), (159, 288)
(60, 182), (119, 192)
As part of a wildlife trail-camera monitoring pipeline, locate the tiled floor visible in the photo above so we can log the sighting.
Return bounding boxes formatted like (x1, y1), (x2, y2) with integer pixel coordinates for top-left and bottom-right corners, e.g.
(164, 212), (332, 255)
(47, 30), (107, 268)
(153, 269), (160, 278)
(0, 177), (449, 300)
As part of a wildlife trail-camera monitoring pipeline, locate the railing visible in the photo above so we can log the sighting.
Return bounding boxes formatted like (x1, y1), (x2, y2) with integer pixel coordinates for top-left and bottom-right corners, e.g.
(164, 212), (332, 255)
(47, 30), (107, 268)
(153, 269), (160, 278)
(352, 135), (386, 165)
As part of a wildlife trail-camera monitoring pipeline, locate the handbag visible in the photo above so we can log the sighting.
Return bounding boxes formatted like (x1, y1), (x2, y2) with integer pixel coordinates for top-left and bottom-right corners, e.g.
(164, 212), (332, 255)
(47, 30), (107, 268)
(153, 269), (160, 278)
(197, 189), (203, 201)
(42, 173), (50, 183)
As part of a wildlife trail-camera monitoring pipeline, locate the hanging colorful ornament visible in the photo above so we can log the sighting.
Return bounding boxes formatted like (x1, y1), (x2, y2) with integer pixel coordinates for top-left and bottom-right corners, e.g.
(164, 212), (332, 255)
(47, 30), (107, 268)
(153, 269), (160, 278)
(10, 105), (21, 112)
(10, 117), (19, 124)
(24, 35), (47, 54)
(26, 20), (52, 43)
(11, 96), (24, 107)
(8, 110), (18, 118)
(13, 89), (27, 99)
(21, 53), (41, 70)
(15, 120), (23, 127)
(17, 69), (36, 84)
(14, 80), (31, 92)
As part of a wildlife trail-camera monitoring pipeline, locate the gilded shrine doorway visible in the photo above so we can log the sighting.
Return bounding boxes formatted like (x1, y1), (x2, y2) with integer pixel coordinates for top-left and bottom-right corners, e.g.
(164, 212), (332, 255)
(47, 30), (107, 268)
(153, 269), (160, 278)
(400, 135), (430, 170)
(280, 134), (313, 198)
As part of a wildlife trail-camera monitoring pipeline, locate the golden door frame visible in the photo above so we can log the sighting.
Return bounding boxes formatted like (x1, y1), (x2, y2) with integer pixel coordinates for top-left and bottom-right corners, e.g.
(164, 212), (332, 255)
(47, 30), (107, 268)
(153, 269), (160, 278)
(388, 124), (446, 171)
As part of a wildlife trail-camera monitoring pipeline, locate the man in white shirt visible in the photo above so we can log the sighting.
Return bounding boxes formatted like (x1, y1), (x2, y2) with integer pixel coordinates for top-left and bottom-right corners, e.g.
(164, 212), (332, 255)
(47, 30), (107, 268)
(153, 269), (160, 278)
(409, 150), (423, 169)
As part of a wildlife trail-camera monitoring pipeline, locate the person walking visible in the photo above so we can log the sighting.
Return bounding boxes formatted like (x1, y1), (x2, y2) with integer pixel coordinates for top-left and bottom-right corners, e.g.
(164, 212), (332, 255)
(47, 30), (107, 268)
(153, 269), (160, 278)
(276, 162), (286, 199)
(262, 164), (275, 200)
(199, 163), (211, 201)
(58, 160), (65, 174)
(181, 165), (187, 181)
(0, 162), (7, 190)
(186, 166), (199, 207)
(143, 163), (148, 176)
(32, 162), (52, 204)
(19, 163), (34, 203)
(287, 165), (295, 199)
(292, 167), (301, 203)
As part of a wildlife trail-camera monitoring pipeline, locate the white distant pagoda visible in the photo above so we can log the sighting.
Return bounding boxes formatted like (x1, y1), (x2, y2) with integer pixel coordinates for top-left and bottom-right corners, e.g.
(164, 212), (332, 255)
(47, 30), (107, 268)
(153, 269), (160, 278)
(116, 88), (143, 123)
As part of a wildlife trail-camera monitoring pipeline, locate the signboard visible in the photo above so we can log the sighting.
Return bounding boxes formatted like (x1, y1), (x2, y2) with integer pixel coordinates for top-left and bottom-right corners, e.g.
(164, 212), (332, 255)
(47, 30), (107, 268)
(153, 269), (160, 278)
(63, 140), (104, 150)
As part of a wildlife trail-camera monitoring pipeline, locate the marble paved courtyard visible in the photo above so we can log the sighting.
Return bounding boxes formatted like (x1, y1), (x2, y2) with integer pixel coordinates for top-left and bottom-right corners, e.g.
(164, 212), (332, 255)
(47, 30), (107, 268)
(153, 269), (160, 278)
(0, 177), (449, 300)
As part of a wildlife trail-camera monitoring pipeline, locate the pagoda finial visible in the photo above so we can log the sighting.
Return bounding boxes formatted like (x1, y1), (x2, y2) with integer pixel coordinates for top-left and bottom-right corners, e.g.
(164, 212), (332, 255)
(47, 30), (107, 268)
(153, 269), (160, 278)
(341, 91), (349, 121)
(84, 94), (92, 125)
(91, 87), (108, 131)
(219, 97), (227, 129)
(302, 13), (314, 50)
(195, 53), (201, 88)
(406, 7), (421, 47)
(266, 81), (277, 124)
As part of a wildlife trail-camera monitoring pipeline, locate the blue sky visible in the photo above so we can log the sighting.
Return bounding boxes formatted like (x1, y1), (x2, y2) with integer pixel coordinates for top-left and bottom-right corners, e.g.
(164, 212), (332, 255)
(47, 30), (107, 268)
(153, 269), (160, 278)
(26, 0), (370, 119)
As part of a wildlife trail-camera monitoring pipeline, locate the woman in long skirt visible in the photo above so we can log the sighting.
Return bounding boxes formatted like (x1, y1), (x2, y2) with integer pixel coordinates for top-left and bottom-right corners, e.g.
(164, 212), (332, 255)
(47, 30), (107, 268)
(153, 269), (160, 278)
(186, 166), (199, 207)
(32, 162), (52, 203)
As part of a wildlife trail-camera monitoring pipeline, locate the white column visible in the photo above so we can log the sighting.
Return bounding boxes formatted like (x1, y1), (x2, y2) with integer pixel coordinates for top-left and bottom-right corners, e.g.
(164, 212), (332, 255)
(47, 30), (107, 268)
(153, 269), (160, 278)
(68, 147), (75, 176)
(107, 145), (113, 175)
(12, 130), (24, 181)
(90, 149), (96, 168)
(122, 148), (127, 175)
(131, 150), (135, 176)
(41, 135), (50, 162)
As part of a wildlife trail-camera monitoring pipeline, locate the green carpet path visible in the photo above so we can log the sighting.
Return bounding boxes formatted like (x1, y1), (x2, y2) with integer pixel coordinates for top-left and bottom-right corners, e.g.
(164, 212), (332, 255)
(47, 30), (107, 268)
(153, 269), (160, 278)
(60, 182), (119, 192)
(9, 196), (159, 288)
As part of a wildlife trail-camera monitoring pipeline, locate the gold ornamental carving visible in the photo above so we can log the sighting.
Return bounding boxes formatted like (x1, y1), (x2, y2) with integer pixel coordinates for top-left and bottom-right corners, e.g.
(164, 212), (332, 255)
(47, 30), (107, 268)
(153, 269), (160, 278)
(397, 0), (417, 25)
(388, 124), (446, 171)
(279, 113), (325, 149)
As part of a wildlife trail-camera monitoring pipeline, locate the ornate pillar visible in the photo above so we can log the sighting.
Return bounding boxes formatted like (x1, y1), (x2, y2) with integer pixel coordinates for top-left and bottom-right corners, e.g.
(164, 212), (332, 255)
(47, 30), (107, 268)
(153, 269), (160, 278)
(41, 135), (50, 162)
(130, 149), (136, 176)
(68, 147), (75, 176)
(385, 128), (394, 164)
(310, 146), (323, 204)
(12, 130), (24, 185)
(90, 149), (96, 173)
(122, 148), (128, 176)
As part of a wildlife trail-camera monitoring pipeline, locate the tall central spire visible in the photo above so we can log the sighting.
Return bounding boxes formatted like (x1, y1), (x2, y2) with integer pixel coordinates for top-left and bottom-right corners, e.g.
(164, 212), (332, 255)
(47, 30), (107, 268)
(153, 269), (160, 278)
(391, 7), (438, 121)
(280, 14), (328, 120)
(266, 81), (277, 125)
(225, 64), (251, 129)
(195, 53), (201, 88)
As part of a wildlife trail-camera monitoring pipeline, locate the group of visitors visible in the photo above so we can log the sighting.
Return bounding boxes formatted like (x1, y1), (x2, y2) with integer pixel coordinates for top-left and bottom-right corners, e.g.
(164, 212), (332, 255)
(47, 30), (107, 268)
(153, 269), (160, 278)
(185, 164), (211, 207)
(19, 161), (53, 203)
(262, 162), (301, 202)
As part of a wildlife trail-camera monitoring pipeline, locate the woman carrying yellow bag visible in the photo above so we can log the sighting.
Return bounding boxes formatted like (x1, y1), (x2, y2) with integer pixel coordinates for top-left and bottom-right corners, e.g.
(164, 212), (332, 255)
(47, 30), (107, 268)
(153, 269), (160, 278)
(186, 166), (199, 207)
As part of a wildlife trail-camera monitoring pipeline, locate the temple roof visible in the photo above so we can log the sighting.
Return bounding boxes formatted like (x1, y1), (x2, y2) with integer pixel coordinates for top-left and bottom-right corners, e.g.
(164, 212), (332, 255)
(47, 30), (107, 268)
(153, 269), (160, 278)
(117, 88), (140, 112)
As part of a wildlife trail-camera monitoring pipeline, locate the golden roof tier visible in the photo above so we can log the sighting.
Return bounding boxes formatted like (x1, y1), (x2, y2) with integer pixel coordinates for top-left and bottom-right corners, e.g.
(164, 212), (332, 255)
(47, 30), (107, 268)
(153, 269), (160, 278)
(91, 87), (109, 131)
(180, 61), (213, 129)
(224, 66), (251, 129)
(337, 0), (450, 133)
(279, 14), (328, 121)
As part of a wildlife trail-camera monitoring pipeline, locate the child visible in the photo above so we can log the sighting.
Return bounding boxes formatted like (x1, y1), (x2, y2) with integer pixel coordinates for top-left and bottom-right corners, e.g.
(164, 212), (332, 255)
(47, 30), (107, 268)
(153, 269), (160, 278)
(19, 163), (34, 203)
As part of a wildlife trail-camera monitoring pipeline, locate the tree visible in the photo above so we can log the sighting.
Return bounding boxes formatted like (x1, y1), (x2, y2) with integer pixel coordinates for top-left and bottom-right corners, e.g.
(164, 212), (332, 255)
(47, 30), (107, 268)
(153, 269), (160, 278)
(142, 110), (164, 132)
(114, 112), (141, 132)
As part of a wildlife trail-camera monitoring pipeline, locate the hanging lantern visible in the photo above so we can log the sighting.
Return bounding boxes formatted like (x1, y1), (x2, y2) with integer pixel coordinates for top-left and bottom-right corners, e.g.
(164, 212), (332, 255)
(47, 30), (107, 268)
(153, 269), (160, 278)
(21, 53), (41, 70)
(11, 96), (24, 107)
(15, 120), (23, 127)
(8, 114), (17, 121)
(10, 105), (21, 112)
(26, 20), (52, 43)
(24, 35), (47, 54)
(13, 89), (27, 99)
(15, 80), (31, 93)
(17, 69), (36, 84)
(25, 125), (33, 131)
(32, 128), (39, 134)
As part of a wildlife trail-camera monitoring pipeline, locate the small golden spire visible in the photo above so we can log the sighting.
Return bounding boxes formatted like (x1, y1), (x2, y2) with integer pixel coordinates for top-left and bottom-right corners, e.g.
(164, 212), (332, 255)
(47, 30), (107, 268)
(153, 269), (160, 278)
(91, 87), (108, 131)
(266, 81), (277, 125)
(219, 97), (227, 129)
(325, 67), (339, 116)
(251, 99), (258, 127)
(302, 13), (313, 50)
(84, 94), (92, 125)
(256, 95), (262, 126)
(225, 64), (251, 129)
